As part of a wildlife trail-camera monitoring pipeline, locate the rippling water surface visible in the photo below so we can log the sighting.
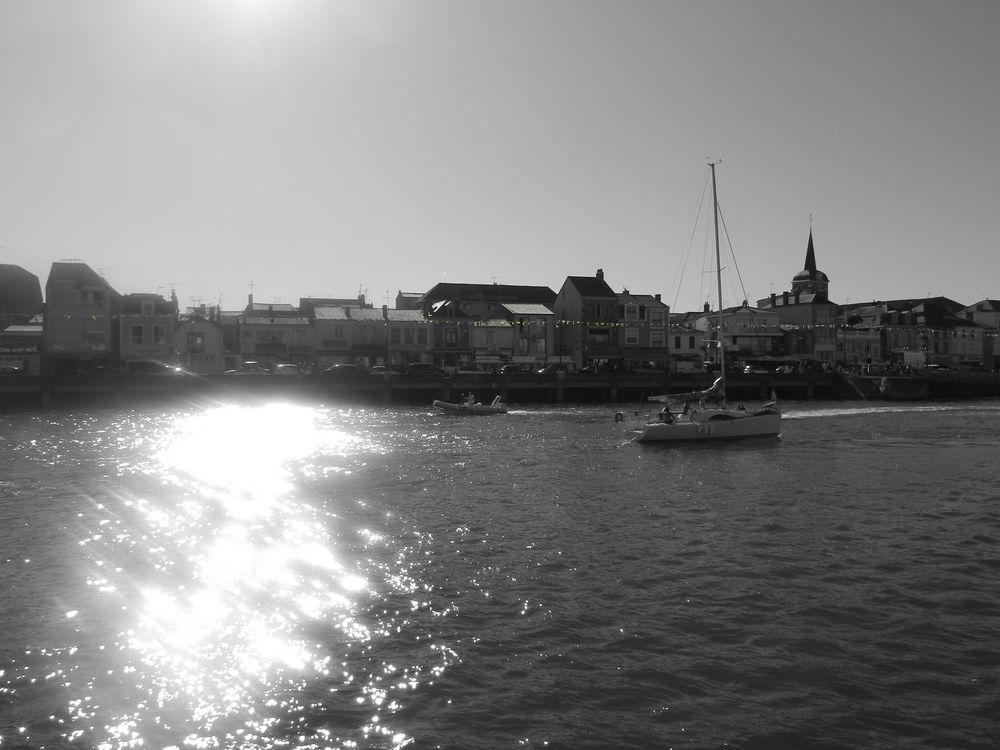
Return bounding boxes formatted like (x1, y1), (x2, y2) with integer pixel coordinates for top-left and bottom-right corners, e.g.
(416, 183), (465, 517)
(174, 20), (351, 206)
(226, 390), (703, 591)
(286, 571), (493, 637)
(1, 398), (998, 749)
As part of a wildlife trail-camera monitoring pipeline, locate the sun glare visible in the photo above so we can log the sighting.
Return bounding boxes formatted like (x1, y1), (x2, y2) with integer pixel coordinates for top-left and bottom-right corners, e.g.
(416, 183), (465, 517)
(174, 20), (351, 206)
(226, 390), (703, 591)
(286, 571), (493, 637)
(111, 404), (371, 739)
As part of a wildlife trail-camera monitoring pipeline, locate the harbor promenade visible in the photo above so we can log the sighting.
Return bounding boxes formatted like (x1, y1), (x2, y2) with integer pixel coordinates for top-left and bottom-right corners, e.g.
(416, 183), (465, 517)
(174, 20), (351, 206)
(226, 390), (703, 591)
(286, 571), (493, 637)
(4, 368), (997, 408)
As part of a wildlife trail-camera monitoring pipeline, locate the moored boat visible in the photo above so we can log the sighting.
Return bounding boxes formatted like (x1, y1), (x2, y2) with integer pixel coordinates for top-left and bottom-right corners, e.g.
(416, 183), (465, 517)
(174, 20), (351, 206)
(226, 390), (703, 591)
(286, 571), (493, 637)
(433, 394), (508, 415)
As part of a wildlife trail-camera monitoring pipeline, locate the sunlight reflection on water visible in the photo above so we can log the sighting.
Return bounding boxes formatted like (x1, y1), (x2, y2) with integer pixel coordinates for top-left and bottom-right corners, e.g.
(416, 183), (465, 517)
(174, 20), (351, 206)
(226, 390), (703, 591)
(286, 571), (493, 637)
(89, 403), (384, 748)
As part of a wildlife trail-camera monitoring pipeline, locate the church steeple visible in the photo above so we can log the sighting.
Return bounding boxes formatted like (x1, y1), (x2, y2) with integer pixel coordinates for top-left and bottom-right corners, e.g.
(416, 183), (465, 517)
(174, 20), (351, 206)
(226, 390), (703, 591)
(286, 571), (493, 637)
(791, 230), (829, 298)
(803, 231), (818, 274)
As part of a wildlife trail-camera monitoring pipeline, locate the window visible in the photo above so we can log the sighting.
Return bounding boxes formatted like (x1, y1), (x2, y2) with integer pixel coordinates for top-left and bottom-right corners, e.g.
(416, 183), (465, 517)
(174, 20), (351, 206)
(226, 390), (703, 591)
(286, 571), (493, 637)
(418, 328), (428, 344)
(651, 331), (664, 347)
(404, 329), (414, 344)
(187, 332), (205, 354)
(390, 328), (401, 344)
(253, 329), (282, 344)
(153, 325), (166, 345)
(649, 310), (665, 326)
(445, 328), (457, 346)
(689, 336), (695, 349)
(674, 336), (681, 349)
(131, 325), (144, 345)
(624, 327), (639, 345)
(82, 290), (105, 306)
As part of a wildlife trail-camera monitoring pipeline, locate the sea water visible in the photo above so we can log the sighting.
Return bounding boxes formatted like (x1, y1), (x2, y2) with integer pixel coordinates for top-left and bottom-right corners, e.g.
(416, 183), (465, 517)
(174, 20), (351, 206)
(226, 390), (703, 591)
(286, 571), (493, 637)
(1, 398), (998, 749)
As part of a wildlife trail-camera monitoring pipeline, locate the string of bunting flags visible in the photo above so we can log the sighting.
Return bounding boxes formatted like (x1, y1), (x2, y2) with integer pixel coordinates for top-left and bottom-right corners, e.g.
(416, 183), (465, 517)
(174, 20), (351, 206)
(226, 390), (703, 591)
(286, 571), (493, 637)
(33, 313), (1000, 338)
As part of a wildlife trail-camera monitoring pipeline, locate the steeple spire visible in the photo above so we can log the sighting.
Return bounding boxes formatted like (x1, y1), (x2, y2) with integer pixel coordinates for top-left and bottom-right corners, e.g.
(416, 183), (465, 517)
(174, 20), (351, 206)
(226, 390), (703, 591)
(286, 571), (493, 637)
(804, 230), (817, 274)
(790, 228), (829, 299)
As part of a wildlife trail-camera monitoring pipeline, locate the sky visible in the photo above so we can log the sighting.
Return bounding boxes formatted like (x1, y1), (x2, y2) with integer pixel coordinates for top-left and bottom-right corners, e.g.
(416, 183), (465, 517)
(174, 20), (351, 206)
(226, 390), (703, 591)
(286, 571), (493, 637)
(2, 0), (999, 314)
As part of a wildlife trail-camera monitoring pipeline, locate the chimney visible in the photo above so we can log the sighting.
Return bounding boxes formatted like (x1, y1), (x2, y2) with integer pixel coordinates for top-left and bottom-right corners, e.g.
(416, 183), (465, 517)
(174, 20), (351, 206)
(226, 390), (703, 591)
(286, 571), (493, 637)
(596, 268), (604, 281)
(770, 293), (776, 305)
(655, 293), (661, 302)
(382, 304), (388, 320)
(704, 302), (710, 313)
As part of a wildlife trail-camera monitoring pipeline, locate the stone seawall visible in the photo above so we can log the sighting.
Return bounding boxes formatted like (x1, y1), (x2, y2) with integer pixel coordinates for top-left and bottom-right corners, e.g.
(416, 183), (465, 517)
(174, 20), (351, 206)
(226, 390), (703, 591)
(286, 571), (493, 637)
(0, 371), (859, 408)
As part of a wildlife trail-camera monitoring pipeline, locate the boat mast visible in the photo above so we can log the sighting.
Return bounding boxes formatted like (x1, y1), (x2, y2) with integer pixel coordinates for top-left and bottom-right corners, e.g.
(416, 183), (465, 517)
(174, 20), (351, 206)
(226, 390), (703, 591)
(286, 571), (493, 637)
(710, 161), (726, 404)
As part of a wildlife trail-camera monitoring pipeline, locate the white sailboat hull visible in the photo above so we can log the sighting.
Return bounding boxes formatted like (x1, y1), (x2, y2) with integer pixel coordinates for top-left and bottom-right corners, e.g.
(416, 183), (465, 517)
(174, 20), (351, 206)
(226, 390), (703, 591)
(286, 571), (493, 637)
(633, 410), (781, 442)
(631, 163), (782, 446)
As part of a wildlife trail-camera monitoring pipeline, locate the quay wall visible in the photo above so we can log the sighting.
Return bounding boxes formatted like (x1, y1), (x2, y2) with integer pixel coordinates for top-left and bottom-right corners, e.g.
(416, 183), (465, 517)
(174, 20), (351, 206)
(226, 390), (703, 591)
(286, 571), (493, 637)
(846, 371), (1000, 400)
(1, 371), (869, 409)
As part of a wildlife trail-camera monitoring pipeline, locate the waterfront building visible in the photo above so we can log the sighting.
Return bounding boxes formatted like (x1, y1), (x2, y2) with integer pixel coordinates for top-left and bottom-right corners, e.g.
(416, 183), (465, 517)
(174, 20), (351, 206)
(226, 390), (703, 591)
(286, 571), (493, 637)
(0, 320), (43, 375)
(552, 269), (620, 369)
(0, 264), (43, 326)
(664, 313), (707, 372)
(312, 305), (431, 369)
(298, 294), (373, 317)
(384, 307), (432, 369)
(500, 303), (553, 369)
(689, 302), (782, 367)
(417, 281), (556, 320)
(417, 281), (557, 368)
(841, 297), (986, 370)
(173, 311), (225, 375)
(118, 292), (179, 372)
(838, 303), (885, 370)
(757, 231), (839, 366)
(394, 291), (423, 311)
(616, 291), (671, 371)
(43, 261), (121, 374)
(234, 304), (313, 370)
(962, 300), (1000, 370)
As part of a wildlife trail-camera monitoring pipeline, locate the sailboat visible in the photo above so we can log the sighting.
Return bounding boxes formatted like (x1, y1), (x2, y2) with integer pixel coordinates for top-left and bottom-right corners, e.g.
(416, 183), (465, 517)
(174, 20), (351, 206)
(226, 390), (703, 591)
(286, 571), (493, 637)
(633, 163), (781, 443)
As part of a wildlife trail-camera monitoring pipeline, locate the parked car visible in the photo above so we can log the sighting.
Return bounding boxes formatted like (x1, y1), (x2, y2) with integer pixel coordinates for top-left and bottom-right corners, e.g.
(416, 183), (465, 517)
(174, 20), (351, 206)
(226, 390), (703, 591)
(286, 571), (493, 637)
(0, 365), (23, 377)
(537, 363), (573, 374)
(321, 363), (367, 376)
(128, 360), (195, 377)
(273, 363), (303, 376)
(500, 363), (531, 374)
(369, 365), (388, 374)
(774, 364), (797, 374)
(744, 365), (769, 374)
(225, 361), (273, 376)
